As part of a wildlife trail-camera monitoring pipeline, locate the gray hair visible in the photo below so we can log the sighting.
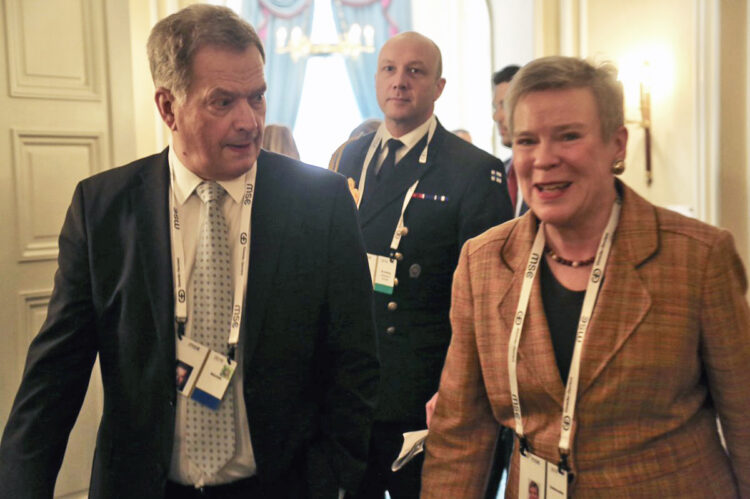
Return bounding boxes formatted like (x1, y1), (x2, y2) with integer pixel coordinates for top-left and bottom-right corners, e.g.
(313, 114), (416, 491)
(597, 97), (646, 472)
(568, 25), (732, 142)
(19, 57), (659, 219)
(505, 56), (624, 141)
(147, 4), (264, 100)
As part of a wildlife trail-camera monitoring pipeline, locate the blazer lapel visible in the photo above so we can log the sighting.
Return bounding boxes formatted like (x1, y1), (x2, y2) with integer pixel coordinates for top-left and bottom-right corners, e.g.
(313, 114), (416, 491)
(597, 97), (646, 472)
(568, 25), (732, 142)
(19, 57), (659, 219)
(131, 149), (174, 356)
(242, 151), (291, 362)
(576, 184), (657, 397)
(499, 214), (566, 407)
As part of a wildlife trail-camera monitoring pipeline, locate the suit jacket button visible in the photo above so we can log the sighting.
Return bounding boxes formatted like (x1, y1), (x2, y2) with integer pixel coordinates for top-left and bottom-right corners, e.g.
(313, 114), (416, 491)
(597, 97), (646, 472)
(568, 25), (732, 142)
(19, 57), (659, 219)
(409, 263), (421, 278)
(393, 277), (399, 286)
(387, 301), (398, 311)
(400, 226), (409, 236)
(386, 326), (396, 335)
(394, 252), (404, 261)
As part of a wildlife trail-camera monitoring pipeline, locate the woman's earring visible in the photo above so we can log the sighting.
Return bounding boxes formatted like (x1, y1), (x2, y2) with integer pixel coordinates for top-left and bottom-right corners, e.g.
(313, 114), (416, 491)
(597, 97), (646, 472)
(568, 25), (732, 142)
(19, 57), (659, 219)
(612, 159), (625, 175)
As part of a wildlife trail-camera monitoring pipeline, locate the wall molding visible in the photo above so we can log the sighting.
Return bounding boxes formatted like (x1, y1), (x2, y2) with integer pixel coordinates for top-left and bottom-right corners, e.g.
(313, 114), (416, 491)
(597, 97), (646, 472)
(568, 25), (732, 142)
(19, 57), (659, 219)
(694, 0), (720, 225)
(4, 0), (101, 100)
(16, 288), (52, 374)
(11, 128), (102, 262)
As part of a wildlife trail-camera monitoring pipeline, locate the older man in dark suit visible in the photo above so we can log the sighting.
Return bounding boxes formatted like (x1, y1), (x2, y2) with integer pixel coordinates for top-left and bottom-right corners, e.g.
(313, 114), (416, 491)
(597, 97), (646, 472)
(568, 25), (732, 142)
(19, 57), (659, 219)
(0, 5), (378, 499)
(337, 32), (513, 498)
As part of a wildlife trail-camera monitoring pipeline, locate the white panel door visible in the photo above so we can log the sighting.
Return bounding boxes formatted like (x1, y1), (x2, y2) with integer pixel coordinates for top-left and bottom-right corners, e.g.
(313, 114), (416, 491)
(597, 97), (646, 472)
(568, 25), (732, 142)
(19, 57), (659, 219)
(0, 0), (135, 496)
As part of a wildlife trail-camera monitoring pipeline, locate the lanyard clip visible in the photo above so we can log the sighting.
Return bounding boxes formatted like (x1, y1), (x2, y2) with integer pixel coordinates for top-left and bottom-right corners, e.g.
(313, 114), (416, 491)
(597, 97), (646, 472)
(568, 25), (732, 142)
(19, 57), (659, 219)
(176, 319), (186, 340)
(519, 436), (531, 456)
(558, 453), (571, 473)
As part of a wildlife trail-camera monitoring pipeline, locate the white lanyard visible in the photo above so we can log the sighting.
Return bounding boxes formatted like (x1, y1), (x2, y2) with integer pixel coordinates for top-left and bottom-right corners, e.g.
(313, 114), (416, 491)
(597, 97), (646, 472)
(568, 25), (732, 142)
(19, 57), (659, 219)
(169, 166), (257, 353)
(356, 118), (437, 254)
(508, 197), (621, 463)
(356, 117), (437, 210)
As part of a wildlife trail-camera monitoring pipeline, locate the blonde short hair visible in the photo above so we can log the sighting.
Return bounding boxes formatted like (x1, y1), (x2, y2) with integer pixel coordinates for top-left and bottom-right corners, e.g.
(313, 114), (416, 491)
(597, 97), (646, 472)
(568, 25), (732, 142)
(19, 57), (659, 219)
(505, 56), (624, 141)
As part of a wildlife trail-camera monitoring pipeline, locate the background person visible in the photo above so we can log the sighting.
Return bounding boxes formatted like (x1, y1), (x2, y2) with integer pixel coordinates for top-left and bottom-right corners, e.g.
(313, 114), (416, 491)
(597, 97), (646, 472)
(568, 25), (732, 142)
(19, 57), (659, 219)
(337, 31), (513, 498)
(261, 123), (300, 160)
(421, 56), (750, 497)
(0, 5), (379, 498)
(492, 65), (526, 217)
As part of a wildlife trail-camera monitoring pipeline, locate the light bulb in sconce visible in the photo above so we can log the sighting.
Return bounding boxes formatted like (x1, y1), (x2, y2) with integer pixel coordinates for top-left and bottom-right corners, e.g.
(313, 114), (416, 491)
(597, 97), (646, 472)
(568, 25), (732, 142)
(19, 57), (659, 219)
(619, 58), (654, 186)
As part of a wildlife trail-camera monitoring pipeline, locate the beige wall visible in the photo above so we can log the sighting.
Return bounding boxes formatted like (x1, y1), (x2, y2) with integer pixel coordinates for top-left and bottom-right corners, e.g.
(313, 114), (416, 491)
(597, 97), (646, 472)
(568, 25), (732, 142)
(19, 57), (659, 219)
(529, 0), (749, 266)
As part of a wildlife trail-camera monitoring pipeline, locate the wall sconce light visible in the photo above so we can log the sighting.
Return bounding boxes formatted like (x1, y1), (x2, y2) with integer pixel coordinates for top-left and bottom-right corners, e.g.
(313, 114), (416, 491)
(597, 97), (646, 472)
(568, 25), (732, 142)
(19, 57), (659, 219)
(624, 61), (653, 186)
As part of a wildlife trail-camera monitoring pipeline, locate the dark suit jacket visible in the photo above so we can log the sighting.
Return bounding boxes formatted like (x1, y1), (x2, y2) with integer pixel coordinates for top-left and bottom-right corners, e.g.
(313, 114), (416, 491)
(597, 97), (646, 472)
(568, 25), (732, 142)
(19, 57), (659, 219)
(423, 182), (750, 497)
(0, 149), (380, 499)
(337, 120), (513, 423)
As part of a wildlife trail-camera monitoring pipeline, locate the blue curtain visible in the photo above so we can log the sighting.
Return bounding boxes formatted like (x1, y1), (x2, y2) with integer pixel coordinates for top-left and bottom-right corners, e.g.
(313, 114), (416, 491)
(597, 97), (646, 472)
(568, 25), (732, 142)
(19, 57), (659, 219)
(332, 0), (412, 120)
(242, 0), (313, 129)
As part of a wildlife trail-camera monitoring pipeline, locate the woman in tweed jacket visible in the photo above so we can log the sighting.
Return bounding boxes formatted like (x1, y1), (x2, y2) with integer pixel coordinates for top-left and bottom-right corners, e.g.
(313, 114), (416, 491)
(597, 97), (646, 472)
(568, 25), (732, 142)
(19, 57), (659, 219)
(421, 56), (750, 498)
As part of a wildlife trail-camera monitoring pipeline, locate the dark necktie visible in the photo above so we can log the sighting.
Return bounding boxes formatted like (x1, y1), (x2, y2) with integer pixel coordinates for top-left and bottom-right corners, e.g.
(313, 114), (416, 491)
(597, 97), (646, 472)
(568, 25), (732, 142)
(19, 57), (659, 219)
(376, 138), (404, 182)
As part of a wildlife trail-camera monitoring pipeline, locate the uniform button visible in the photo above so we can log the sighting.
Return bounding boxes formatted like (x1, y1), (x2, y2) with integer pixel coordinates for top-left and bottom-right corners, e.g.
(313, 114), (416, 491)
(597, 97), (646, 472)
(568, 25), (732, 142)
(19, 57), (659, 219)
(400, 227), (409, 236)
(394, 252), (404, 261)
(387, 301), (398, 311)
(409, 263), (421, 278)
(386, 326), (396, 335)
(393, 277), (399, 286)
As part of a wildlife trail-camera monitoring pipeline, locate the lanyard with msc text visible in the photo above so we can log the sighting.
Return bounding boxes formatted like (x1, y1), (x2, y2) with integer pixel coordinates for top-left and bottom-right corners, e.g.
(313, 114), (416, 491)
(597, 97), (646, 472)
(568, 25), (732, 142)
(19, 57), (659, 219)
(508, 196), (622, 469)
(356, 117), (437, 255)
(169, 166), (257, 360)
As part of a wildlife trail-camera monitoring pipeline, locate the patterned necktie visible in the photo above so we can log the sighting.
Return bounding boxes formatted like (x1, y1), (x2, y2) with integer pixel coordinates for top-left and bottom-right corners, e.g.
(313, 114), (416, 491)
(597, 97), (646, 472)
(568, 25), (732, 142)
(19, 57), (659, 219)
(376, 138), (404, 182)
(186, 181), (236, 476)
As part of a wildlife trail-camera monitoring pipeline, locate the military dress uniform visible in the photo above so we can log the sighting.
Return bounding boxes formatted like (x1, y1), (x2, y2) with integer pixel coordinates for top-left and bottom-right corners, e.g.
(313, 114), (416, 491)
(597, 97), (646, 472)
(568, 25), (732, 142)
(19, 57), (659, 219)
(337, 117), (514, 498)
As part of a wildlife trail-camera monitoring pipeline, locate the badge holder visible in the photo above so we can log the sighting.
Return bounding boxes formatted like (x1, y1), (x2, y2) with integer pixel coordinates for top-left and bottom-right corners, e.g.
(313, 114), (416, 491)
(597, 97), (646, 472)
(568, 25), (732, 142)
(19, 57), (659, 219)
(518, 438), (569, 499)
(176, 335), (237, 410)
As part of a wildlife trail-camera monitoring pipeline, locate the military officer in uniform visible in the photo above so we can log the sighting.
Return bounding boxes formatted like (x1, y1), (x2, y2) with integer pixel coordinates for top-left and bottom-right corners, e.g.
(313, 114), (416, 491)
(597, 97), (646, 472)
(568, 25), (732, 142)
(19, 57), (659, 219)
(337, 32), (514, 498)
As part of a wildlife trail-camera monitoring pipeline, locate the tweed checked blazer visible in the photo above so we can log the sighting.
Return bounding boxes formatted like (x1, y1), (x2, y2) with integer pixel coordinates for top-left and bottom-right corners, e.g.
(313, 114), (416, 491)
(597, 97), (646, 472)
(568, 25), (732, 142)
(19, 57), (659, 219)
(421, 182), (750, 498)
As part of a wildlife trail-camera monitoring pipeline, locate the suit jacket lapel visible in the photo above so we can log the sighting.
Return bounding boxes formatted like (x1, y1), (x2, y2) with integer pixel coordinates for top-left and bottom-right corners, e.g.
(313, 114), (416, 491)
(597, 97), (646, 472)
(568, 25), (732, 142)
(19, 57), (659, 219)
(132, 149), (174, 356)
(499, 214), (566, 407)
(576, 184), (656, 397)
(242, 151), (290, 362)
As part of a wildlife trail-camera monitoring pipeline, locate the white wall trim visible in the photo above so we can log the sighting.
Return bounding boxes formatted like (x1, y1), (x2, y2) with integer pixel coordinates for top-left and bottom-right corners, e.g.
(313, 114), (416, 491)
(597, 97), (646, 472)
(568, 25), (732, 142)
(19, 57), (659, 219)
(746, 0), (750, 257)
(694, 0), (720, 225)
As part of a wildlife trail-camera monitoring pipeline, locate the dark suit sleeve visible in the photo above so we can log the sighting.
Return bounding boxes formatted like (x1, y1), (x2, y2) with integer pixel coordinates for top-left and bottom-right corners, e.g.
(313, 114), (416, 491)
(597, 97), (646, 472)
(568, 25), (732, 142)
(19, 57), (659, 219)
(307, 174), (379, 496)
(457, 158), (513, 248)
(0, 183), (98, 498)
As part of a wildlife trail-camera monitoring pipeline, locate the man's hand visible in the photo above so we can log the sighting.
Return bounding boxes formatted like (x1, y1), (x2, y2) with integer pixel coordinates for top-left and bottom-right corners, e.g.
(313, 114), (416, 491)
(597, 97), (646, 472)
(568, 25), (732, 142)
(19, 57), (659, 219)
(425, 392), (438, 429)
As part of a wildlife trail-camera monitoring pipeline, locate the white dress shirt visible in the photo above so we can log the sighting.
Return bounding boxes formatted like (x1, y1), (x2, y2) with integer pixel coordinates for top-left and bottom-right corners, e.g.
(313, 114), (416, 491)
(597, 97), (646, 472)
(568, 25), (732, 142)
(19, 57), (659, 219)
(374, 114), (435, 166)
(167, 146), (257, 487)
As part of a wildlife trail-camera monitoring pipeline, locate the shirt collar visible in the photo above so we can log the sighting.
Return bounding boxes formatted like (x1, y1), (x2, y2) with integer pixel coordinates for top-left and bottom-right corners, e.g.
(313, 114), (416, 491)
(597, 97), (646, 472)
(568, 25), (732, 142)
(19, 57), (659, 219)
(378, 114), (436, 154)
(168, 145), (251, 206)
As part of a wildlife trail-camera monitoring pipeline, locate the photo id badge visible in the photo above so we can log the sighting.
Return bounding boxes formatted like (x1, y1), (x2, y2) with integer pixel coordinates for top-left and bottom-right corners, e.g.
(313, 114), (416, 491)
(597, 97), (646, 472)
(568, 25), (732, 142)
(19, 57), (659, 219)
(190, 350), (237, 410)
(373, 255), (397, 295)
(519, 451), (546, 499)
(175, 336), (209, 396)
(546, 460), (568, 498)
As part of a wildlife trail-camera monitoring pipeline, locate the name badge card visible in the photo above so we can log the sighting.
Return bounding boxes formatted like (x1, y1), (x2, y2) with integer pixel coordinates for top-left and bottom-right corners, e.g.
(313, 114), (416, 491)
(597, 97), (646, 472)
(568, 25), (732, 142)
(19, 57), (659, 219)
(519, 451), (547, 499)
(373, 255), (397, 295)
(190, 351), (237, 410)
(366, 253), (398, 295)
(546, 461), (568, 498)
(367, 253), (378, 284)
(175, 336), (209, 396)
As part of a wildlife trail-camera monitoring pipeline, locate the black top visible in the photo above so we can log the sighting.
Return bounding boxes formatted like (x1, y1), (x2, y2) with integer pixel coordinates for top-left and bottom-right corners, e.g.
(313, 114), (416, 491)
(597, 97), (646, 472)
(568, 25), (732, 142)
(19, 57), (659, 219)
(540, 258), (585, 382)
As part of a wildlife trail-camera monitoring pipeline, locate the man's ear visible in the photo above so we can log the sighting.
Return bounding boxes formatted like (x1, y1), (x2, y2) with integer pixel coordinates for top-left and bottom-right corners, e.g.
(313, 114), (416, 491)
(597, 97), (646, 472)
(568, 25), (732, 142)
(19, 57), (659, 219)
(155, 87), (178, 130)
